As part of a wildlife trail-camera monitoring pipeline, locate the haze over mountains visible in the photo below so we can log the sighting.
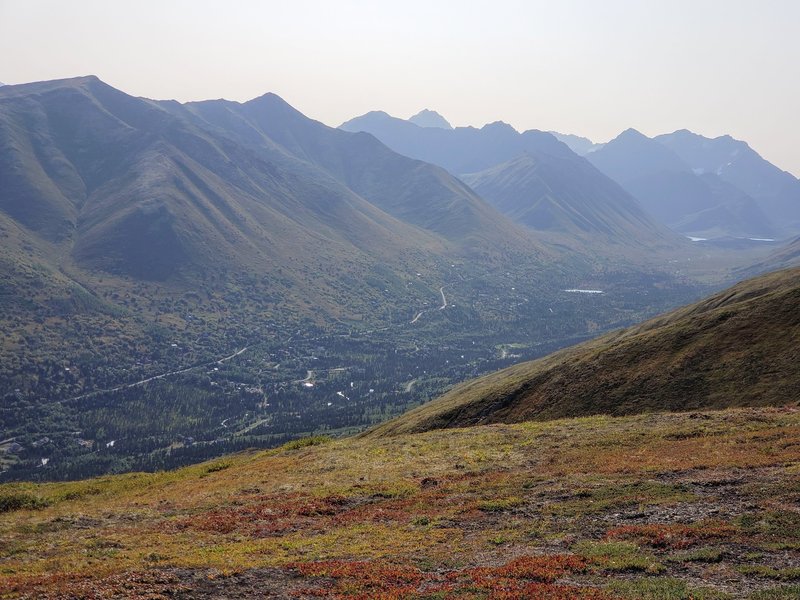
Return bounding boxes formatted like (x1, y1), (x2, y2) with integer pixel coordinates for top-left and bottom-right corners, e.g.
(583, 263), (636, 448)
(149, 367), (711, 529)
(340, 110), (681, 249)
(587, 128), (800, 240)
(460, 154), (667, 244)
(342, 110), (800, 243)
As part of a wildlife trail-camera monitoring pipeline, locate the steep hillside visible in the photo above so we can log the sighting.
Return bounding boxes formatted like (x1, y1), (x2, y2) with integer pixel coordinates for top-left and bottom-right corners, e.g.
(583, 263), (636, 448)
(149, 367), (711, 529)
(0, 77), (502, 286)
(176, 94), (535, 251)
(2, 407), (800, 598)
(369, 267), (800, 436)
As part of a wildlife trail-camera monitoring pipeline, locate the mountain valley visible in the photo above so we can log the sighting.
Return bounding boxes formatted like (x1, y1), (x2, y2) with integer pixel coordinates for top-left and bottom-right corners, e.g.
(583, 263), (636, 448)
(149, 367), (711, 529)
(1, 77), (731, 482)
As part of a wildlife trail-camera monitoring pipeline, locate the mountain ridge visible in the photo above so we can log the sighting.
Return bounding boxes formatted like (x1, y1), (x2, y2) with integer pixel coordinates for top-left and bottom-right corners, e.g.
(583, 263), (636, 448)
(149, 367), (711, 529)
(340, 109), (684, 251)
(588, 128), (781, 239)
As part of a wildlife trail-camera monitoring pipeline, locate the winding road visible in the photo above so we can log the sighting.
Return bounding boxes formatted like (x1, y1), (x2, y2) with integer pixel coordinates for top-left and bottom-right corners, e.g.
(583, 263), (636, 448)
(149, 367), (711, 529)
(410, 285), (448, 324)
(63, 347), (249, 403)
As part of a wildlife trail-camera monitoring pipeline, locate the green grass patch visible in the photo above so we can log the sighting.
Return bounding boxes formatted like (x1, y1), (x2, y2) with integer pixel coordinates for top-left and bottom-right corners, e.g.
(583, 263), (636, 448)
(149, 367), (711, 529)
(203, 461), (232, 474)
(477, 496), (524, 512)
(277, 435), (332, 452)
(738, 565), (800, 581)
(0, 491), (50, 513)
(551, 481), (695, 516)
(609, 577), (732, 599)
(736, 511), (800, 542)
(574, 540), (664, 573)
(748, 585), (800, 599)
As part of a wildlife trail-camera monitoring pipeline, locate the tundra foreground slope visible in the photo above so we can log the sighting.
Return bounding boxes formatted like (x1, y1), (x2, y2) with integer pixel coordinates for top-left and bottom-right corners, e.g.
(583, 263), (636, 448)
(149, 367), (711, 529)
(369, 266), (800, 437)
(2, 408), (799, 598)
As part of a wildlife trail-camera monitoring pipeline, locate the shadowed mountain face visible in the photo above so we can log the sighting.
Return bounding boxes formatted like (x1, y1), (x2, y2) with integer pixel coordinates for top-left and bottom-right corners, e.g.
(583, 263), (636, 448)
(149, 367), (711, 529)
(0, 77), (546, 292)
(369, 266), (800, 437)
(587, 129), (780, 239)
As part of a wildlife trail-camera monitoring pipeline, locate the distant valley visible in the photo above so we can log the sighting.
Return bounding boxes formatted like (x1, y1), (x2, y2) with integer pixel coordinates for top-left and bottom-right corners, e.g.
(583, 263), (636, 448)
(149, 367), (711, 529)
(0, 78), (797, 481)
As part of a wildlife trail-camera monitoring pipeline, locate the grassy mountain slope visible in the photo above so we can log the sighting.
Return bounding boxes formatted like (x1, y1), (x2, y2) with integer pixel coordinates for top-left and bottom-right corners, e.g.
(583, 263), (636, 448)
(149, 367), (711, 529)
(179, 94), (539, 253)
(368, 267), (800, 437)
(0, 77), (463, 286)
(0, 75), (552, 363)
(2, 406), (799, 598)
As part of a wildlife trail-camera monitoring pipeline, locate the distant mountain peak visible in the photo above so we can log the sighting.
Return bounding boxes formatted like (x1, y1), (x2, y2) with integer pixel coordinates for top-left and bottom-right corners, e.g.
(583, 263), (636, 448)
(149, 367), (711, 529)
(408, 109), (452, 129)
(247, 91), (292, 107)
(482, 120), (517, 133)
(616, 127), (648, 141)
(338, 110), (396, 130)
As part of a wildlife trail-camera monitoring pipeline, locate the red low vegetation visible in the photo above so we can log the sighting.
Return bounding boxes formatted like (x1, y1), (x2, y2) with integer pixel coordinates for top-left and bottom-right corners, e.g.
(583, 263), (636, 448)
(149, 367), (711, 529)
(290, 555), (611, 599)
(605, 522), (736, 549)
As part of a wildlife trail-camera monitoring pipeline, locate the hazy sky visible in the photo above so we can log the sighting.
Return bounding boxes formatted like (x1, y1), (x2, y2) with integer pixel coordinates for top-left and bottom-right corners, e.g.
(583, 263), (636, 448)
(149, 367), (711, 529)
(2, 0), (798, 175)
